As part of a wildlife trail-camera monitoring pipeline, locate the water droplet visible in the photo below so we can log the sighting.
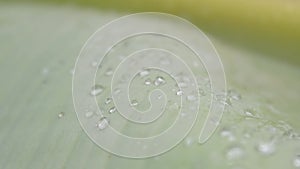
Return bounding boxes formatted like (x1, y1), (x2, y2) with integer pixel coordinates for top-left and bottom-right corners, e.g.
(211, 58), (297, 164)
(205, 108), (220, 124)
(243, 109), (258, 118)
(256, 141), (276, 155)
(96, 117), (109, 130)
(91, 61), (98, 67)
(144, 78), (151, 85)
(85, 111), (94, 118)
(176, 90), (183, 96)
(220, 128), (235, 141)
(199, 88), (206, 96)
(113, 88), (121, 95)
(187, 95), (197, 101)
(108, 107), (117, 114)
(69, 68), (75, 75)
(105, 98), (112, 105)
(293, 155), (300, 168)
(58, 112), (64, 118)
(177, 82), (188, 88)
(228, 90), (242, 100)
(42, 68), (49, 75)
(90, 85), (104, 96)
(105, 68), (113, 76)
(139, 69), (150, 77)
(154, 76), (166, 86)
(184, 137), (194, 146)
(226, 145), (244, 160)
(130, 100), (138, 106)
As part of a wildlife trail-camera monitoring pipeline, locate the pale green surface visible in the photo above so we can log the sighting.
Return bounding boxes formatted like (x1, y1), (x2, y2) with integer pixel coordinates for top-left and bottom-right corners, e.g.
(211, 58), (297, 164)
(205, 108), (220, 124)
(0, 4), (300, 169)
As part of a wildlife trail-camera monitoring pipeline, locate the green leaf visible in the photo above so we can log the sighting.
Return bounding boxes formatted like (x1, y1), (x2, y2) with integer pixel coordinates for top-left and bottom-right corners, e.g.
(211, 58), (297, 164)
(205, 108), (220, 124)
(0, 4), (299, 169)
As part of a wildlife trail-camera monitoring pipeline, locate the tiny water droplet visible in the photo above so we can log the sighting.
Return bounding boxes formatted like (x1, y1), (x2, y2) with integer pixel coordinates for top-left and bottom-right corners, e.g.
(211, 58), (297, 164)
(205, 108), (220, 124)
(91, 61), (98, 67)
(42, 68), (49, 75)
(85, 111), (94, 118)
(228, 89), (242, 100)
(176, 90), (184, 96)
(105, 68), (113, 76)
(199, 88), (206, 96)
(105, 98), (112, 105)
(243, 109), (258, 118)
(293, 155), (300, 168)
(96, 117), (109, 130)
(58, 112), (64, 118)
(184, 137), (194, 146)
(108, 107), (117, 114)
(130, 100), (138, 106)
(90, 85), (104, 96)
(220, 128), (236, 141)
(144, 78), (152, 85)
(154, 76), (166, 86)
(187, 95), (197, 101)
(177, 82), (188, 88)
(226, 145), (244, 160)
(139, 70), (150, 77)
(113, 88), (121, 95)
(256, 141), (276, 155)
(69, 68), (75, 75)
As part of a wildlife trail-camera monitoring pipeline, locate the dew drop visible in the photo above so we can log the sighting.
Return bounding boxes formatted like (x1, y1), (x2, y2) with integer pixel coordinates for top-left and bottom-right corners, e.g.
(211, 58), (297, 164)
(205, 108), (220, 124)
(105, 68), (113, 76)
(139, 70), (150, 77)
(91, 61), (98, 67)
(85, 111), (94, 118)
(293, 155), (300, 168)
(220, 128), (235, 141)
(69, 68), (75, 75)
(42, 68), (49, 75)
(176, 90), (184, 96)
(58, 112), (64, 118)
(228, 90), (242, 100)
(105, 98), (112, 105)
(187, 95), (197, 101)
(256, 141), (276, 155)
(177, 82), (188, 88)
(226, 145), (244, 160)
(90, 85), (104, 96)
(113, 88), (121, 95)
(130, 100), (138, 106)
(144, 78), (152, 85)
(154, 76), (166, 86)
(96, 117), (109, 130)
(184, 137), (194, 146)
(108, 107), (117, 114)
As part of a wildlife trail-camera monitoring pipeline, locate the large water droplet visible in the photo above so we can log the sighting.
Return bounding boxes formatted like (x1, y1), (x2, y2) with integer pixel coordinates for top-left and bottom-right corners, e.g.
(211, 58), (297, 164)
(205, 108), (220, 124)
(154, 76), (166, 86)
(90, 85), (104, 96)
(97, 117), (109, 130)
(293, 155), (300, 168)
